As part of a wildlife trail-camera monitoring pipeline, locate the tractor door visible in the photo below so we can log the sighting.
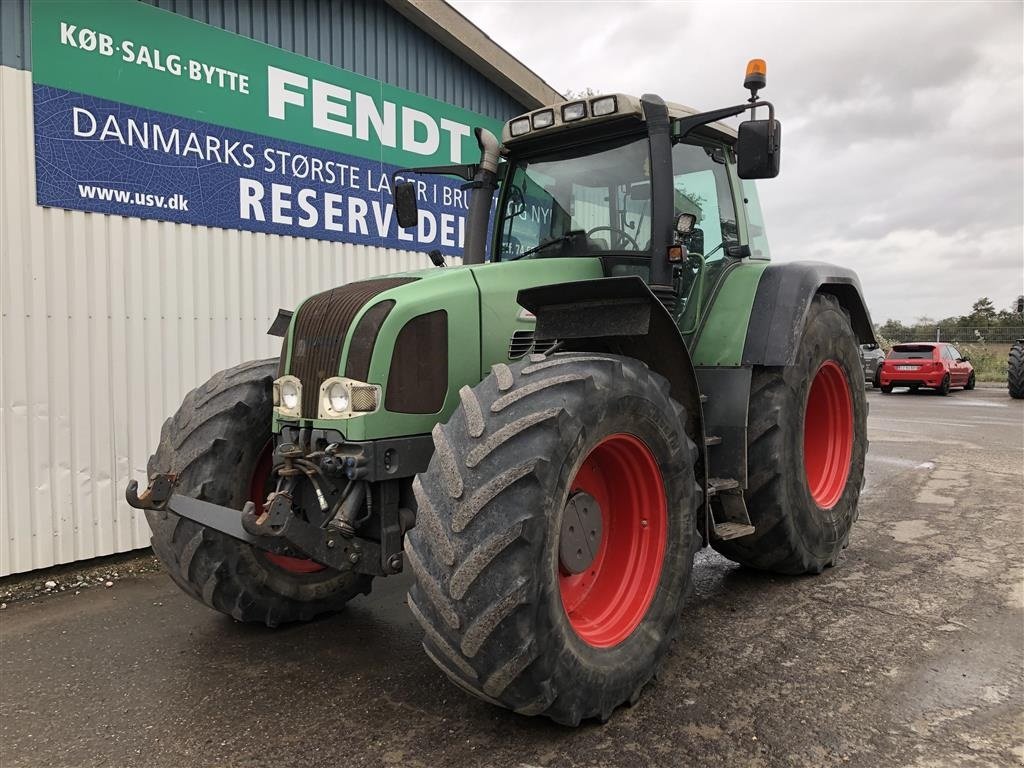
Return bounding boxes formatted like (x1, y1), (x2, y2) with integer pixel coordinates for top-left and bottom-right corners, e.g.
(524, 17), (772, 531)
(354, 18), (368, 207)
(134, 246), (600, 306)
(670, 139), (743, 339)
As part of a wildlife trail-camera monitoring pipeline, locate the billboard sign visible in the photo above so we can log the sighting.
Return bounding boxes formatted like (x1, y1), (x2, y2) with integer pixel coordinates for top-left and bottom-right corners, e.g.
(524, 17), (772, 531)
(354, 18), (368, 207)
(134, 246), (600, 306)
(31, 0), (505, 256)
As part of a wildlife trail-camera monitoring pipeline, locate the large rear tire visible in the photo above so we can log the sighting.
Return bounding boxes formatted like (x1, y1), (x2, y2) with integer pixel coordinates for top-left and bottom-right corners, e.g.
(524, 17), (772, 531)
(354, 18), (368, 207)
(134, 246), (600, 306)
(405, 354), (700, 725)
(712, 294), (866, 575)
(1009, 342), (1024, 399)
(145, 359), (372, 626)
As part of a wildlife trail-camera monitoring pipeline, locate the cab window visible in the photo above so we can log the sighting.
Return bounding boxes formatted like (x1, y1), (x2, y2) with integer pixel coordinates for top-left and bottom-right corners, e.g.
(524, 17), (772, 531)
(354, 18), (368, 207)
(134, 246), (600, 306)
(498, 134), (652, 260)
(670, 142), (739, 262)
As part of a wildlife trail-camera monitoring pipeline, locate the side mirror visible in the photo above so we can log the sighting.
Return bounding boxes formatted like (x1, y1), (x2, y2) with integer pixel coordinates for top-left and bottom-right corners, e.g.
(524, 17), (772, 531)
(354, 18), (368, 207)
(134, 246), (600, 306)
(737, 119), (782, 179)
(961, 355), (970, 362)
(394, 181), (419, 229)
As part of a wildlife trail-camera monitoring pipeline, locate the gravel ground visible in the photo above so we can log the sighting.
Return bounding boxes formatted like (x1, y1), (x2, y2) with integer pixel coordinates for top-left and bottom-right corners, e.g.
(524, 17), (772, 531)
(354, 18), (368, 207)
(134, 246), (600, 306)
(1, 386), (1021, 767)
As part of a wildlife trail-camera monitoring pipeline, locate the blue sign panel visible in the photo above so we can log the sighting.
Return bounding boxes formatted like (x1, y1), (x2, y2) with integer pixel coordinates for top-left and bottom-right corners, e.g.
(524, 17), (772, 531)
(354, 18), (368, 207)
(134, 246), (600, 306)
(34, 85), (478, 257)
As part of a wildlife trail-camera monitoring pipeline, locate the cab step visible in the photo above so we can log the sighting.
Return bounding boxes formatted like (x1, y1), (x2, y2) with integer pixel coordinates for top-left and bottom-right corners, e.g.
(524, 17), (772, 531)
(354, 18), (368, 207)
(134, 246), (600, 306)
(712, 521), (756, 540)
(705, 476), (755, 541)
(705, 477), (739, 495)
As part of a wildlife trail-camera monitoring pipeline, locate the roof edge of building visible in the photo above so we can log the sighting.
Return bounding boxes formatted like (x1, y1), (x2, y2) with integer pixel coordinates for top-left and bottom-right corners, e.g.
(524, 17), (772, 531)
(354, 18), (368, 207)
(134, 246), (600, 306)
(384, 0), (563, 110)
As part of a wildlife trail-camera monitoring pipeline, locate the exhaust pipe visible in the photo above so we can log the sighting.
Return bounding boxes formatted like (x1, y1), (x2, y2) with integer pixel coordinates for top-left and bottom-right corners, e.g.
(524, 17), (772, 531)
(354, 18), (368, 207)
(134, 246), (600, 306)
(462, 127), (500, 265)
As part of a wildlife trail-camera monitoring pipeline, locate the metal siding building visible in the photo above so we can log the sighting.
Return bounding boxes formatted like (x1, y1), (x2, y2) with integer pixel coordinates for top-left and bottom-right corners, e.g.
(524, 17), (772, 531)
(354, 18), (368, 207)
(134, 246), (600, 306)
(0, 0), (559, 575)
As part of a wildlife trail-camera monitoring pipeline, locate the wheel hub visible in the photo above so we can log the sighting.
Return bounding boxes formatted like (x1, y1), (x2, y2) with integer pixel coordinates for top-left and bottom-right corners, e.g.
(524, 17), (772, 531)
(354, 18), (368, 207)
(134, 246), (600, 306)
(803, 360), (854, 510)
(557, 433), (668, 648)
(559, 492), (603, 574)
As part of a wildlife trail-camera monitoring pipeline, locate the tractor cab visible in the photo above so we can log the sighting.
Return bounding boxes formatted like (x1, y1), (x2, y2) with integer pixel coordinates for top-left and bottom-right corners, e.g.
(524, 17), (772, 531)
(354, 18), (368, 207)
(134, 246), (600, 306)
(492, 94), (760, 331)
(395, 60), (781, 336)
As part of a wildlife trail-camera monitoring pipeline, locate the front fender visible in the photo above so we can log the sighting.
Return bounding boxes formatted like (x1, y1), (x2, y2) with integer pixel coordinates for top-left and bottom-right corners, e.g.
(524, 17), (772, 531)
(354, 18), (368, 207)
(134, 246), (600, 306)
(517, 276), (705, 450)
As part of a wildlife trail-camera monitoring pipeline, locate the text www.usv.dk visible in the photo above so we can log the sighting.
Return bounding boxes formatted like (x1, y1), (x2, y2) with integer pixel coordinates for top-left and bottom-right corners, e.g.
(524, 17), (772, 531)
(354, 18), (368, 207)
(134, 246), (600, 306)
(77, 184), (190, 211)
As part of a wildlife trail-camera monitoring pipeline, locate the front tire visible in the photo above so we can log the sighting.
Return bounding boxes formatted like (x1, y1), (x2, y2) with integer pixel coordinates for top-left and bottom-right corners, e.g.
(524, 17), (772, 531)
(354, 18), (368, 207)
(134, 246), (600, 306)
(145, 359), (372, 626)
(406, 354), (699, 725)
(965, 372), (976, 391)
(712, 294), (866, 575)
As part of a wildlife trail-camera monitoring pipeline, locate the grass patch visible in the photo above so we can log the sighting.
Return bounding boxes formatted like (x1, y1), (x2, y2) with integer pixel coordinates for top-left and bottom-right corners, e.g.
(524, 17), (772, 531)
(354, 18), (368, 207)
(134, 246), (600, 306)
(958, 342), (1012, 382)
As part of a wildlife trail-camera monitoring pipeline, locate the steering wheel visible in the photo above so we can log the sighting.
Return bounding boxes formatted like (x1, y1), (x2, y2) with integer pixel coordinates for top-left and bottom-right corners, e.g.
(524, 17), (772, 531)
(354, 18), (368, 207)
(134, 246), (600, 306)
(585, 226), (640, 251)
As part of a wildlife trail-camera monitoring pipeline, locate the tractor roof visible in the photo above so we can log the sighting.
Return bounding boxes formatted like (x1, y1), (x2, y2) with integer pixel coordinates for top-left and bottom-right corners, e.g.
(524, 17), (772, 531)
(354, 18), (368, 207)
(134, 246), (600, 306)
(501, 93), (738, 145)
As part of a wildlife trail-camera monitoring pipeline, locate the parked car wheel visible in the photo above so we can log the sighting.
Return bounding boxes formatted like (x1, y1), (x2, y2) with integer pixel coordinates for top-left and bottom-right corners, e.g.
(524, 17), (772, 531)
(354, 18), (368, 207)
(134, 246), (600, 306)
(936, 375), (951, 396)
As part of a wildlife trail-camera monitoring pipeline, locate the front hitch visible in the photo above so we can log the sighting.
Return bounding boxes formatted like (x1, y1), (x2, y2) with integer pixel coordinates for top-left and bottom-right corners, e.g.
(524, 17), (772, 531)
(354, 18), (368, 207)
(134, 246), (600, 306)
(125, 474), (175, 511)
(125, 474), (383, 575)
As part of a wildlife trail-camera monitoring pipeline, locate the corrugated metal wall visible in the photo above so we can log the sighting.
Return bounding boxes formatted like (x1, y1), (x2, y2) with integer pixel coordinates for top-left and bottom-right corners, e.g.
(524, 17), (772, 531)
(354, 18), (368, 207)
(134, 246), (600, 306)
(0, 0), (526, 575)
(0, 66), (429, 576)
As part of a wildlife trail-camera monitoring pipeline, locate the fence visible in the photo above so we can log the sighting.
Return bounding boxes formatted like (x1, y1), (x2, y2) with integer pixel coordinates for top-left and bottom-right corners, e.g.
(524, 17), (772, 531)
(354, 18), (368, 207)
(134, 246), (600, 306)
(883, 327), (1024, 344)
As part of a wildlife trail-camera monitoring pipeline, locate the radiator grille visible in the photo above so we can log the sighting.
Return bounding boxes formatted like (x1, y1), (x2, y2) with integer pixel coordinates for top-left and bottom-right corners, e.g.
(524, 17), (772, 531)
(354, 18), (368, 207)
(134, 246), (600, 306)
(386, 310), (448, 414)
(508, 330), (556, 360)
(345, 300), (396, 382)
(288, 278), (415, 418)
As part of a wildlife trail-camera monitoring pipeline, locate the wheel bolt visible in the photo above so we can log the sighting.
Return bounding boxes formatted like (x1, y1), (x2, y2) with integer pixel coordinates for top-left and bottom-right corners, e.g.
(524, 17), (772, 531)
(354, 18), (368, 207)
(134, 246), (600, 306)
(641, 519), (648, 528)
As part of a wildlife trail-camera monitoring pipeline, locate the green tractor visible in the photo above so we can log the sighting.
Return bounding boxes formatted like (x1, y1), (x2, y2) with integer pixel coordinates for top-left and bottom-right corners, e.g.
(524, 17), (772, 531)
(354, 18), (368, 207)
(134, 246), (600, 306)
(128, 62), (873, 725)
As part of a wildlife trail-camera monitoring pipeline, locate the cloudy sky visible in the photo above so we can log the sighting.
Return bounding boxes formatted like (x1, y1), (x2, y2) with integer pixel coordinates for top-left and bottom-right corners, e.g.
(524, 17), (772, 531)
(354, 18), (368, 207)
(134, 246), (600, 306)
(453, 0), (1023, 324)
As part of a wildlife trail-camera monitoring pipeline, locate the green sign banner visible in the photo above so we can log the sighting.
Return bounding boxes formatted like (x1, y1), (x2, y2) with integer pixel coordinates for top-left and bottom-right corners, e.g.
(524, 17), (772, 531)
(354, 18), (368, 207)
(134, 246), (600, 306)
(31, 0), (506, 253)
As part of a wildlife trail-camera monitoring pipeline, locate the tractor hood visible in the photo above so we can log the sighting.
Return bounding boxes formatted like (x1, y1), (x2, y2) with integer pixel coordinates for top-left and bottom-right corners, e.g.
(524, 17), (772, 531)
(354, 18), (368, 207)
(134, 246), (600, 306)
(276, 257), (603, 441)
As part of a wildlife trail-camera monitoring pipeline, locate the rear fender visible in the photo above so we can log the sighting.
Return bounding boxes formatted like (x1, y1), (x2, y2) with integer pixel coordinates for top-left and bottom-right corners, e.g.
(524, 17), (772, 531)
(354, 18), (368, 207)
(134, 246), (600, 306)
(742, 262), (876, 367)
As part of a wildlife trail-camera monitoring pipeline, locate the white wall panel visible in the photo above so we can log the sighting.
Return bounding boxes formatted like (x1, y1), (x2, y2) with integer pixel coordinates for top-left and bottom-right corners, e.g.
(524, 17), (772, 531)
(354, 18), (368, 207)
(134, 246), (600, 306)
(0, 65), (436, 575)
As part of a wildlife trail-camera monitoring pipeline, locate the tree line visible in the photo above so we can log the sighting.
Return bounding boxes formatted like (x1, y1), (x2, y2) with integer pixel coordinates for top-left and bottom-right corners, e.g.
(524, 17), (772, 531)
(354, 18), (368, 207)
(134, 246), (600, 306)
(876, 296), (1024, 339)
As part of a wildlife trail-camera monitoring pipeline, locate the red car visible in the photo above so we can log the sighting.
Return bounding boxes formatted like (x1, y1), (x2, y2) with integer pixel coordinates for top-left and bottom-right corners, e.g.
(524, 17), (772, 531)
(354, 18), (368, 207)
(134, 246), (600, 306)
(879, 342), (975, 395)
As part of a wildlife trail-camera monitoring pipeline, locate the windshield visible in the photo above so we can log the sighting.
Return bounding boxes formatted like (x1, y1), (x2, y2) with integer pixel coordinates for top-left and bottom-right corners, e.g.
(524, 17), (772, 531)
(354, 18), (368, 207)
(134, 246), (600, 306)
(497, 135), (651, 260)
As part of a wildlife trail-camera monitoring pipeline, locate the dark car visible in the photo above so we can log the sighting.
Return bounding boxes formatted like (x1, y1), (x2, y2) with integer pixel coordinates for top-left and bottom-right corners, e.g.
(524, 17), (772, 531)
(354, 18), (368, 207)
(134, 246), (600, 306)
(860, 343), (885, 387)
(878, 342), (975, 395)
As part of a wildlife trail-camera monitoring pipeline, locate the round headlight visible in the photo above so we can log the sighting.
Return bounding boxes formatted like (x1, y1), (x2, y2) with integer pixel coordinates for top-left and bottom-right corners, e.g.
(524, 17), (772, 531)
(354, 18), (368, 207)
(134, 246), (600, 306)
(281, 380), (300, 410)
(328, 382), (349, 413)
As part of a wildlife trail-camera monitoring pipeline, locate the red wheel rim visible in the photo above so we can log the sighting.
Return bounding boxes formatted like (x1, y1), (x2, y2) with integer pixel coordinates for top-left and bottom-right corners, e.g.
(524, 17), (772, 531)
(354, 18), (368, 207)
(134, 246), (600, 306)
(248, 442), (326, 575)
(558, 433), (668, 648)
(803, 361), (854, 509)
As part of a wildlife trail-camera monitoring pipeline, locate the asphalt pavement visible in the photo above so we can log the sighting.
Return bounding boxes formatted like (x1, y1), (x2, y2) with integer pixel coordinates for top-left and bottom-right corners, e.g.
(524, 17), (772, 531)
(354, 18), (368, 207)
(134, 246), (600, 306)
(1, 386), (1022, 768)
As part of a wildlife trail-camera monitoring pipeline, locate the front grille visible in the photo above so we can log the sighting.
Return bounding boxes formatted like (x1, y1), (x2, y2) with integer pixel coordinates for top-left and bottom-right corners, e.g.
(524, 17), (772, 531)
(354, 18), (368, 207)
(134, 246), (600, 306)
(508, 330), (556, 360)
(386, 310), (448, 414)
(287, 278), (416, 418)
(345, 300), (396, 382)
